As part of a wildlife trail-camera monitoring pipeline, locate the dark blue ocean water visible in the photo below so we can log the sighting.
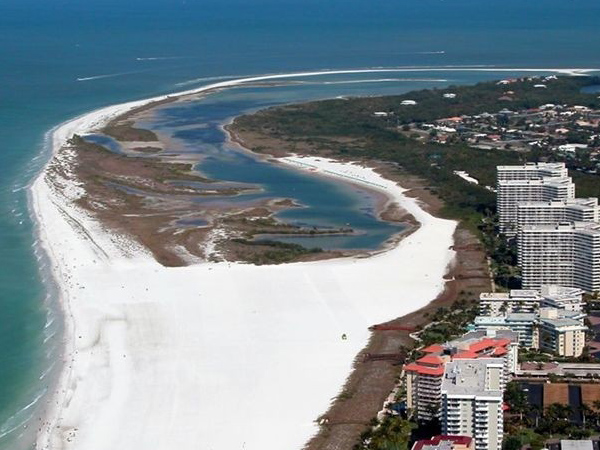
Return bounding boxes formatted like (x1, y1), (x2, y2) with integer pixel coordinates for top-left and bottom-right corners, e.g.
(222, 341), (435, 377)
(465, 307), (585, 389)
(1, 0), (600, 447)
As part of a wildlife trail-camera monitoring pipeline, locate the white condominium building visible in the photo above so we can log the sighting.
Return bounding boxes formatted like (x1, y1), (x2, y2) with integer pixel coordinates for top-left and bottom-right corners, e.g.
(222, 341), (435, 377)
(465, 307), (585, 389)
(518, 222), (600, 293)
(517, 198), (599, 229)
(479, 285), (585, 316)
(497, 162), (569, 181)
(538, 307), (587, 357)
(496, 163), (573, 236)
(441, 359), (504, 450)
(497, 178), (575, 236)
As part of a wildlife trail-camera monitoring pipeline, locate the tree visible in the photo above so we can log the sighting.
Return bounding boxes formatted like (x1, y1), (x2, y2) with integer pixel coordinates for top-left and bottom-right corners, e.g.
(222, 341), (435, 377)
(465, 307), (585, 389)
(504, 382), (529, 421)
(579, 403), (592, 429)
(503, 436), (522, 450)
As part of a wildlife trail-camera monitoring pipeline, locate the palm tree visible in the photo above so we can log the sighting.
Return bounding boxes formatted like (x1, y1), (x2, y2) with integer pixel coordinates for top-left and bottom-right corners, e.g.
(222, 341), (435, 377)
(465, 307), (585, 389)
(579, 403), (592, 428)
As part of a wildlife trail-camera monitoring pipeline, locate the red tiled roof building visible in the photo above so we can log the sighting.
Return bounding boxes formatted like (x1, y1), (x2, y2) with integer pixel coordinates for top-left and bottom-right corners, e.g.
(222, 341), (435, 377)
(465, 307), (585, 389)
(404, 330), (518, 421)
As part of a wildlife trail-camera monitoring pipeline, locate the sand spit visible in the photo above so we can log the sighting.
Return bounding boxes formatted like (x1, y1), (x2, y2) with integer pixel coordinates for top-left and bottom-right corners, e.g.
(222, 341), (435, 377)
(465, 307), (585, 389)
(34, 151), (457, 449)
(32, 66), (594, 449)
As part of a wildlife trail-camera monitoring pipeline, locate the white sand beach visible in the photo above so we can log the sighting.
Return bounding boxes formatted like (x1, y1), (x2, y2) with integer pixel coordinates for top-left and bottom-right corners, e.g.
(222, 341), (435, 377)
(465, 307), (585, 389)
(29, 69), (480, 450)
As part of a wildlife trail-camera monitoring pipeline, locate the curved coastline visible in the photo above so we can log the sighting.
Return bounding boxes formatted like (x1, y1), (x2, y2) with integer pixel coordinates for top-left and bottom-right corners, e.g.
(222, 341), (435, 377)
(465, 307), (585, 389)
(28, 67), (597, 449)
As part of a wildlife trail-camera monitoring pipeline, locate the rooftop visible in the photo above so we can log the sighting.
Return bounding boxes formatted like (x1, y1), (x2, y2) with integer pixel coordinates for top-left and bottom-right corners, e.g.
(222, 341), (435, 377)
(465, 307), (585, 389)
(480, 286), (585, 303)
(521, 221), (600, 234)
(449, 330), (518, 350)
(506, 313), (537, 321)
(497, 162), (567, 171)
(517, 198), (599, 210)
(480, 289), (539, 300)
(412, 436), (473, 450)
(541, 285), (586, 300)
(404, 362), (445, 376)
(497, 177), (574, 187)
(406, 331), (517, 376)
(561, 441), (594, 450)
(539, 317), (586, 329)
(441, 358), (504, 397)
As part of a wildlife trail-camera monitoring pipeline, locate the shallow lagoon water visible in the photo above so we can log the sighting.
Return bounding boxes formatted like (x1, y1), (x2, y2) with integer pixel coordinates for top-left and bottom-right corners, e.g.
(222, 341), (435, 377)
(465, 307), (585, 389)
(140, 72), (548, 251)
(140, 79), (439, 251)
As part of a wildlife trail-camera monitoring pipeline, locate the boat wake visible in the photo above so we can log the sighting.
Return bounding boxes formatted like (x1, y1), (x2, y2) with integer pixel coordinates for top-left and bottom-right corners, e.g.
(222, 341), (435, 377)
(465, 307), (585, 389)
(76, 70), (141, 82)
(136, 56), (187, 61)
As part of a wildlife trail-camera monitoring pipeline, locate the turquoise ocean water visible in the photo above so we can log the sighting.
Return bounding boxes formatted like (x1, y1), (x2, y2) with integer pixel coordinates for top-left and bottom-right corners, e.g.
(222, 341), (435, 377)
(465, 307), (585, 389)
(1, 1), (600, 447)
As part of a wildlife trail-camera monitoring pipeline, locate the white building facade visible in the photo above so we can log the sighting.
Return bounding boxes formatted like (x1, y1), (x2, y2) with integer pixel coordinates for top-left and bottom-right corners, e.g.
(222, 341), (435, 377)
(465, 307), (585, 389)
(538, 308), (587, 357)
(473, 308), (587, 356)
(518, 222), (600, 293)
(496, 163), (574, 236)
(497, 178), (575, 236)
(497, 162), (569, 181)
(441, 359), (504, 450)
(479, 285), (585, 316)
(517, 198), (599, 229)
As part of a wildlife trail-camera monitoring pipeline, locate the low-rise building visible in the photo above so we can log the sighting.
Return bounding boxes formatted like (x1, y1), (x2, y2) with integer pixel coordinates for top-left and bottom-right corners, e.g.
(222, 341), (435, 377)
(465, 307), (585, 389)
(478, 285), (585, 316)
(538, 308), (587, 357)
(473, 313), (538, 348)
(479, 290), (541, 316)
(473, 308), (587, 357)
(441, 359), (505, 450)
(561, 440), (594, 450)
(539, 285), (586, 312)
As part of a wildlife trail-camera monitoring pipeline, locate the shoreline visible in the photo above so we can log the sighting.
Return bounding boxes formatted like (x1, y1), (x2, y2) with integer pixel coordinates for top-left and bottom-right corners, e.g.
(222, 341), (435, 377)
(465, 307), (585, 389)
(222, 120), (417, 257)
(27, 67), (574, 449)
(32, 108), (457, 449)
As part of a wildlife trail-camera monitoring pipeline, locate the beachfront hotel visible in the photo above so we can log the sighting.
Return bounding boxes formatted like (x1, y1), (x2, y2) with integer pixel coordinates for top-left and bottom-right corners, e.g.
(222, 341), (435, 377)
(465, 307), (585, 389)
(496, 162), (574, 236)
(441, 359), (504, 450)
(478, 285), (585, 316)
(517, 198), (600, 230)
(518, 222), (600, 293)
(404, 330), (517, 421)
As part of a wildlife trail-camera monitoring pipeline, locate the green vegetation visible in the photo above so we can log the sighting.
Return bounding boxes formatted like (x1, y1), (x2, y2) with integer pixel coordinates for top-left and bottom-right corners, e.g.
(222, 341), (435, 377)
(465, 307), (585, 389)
(103, 121), (159, 142)
(230, 238), (322, 264)
(518, 348), (552, 363)
(414, 299), (479, 348)
(233, 76), (600, 288)
(235, 75), (600, 208)
(502, 428), (546, 450)
(503, 381), (600, 446)
(355, 417), (416, 450)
